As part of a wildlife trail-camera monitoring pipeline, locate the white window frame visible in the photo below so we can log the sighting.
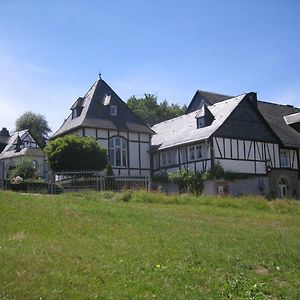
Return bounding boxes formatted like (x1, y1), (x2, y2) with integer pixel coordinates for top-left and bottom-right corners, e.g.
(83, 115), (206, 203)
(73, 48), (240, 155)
(109, 137), (127, 167)
(160, 149), (178, 166)
(110, 105), (117, 116)
(188, 144), (203, 161)
(280, 149), (289, 168)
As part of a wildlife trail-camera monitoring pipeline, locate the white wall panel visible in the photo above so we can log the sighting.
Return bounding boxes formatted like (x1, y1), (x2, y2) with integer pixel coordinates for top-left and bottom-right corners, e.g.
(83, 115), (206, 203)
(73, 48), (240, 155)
(129, 142), (139, 168)
(140, 133), (150, 142)
(97, 129), (108, 138)
(119, 131), (128, 138)
(85, 128), (96, 137)
(232, 139), (238, 159)
(224, 139), (231, 158)
(129, 132), (139, 141)
(219, 159), (255, 173)
(238, 140), (244, 159)
(109, 130), (117, 137)
(140, 143), (150, 169)
(255, 161), (266, 174)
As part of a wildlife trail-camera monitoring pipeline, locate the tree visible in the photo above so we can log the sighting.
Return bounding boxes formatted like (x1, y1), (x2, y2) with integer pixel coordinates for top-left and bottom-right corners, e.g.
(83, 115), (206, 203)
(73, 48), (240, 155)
(45, 135), (107, 172)
(127, 94), (187, 126)
(15, 111), (51, 148)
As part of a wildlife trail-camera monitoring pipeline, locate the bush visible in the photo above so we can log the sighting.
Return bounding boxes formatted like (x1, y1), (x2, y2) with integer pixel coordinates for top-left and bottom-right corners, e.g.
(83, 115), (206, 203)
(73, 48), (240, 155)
(8, 179), (63, 194)
(11, 158), (37, 179)
(45, 135), (107, 171)
(169, 170), (204, 195)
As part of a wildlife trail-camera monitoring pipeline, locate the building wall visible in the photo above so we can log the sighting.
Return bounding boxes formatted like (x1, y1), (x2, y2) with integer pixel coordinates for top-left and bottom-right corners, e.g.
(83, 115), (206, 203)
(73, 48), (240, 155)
(269, 169), (299, 198)
(152, 141), (210, 175)
(213, 137), (298, 174)
(73, 127), (151, 176)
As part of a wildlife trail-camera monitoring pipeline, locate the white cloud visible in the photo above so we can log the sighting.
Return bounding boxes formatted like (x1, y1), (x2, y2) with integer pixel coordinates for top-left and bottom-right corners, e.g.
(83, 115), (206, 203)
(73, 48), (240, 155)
(0, 52), (81, 133)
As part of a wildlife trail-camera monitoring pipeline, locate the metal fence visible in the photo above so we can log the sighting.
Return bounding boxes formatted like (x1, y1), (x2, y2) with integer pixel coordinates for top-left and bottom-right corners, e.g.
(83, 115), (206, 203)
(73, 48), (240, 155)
(1, 169), (151, 194)
(51, 171), (151, 193)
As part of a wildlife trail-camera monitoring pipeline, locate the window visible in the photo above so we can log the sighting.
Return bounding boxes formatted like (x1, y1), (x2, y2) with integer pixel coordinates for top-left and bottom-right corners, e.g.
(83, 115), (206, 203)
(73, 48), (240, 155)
(153, 154), (159, 169)
(197, 117), (205, 128)
(160, 149), (177, 166)
(109, 137), (127, 167)
(188, 144), (203, 161)
(189, 146), (195, 160)
(280, 150), (289, 167)
(179, 148), (187, 163)
(110, 105), (117, 116)
(72, 107), (83, 119)
(32, 160), (39, 173)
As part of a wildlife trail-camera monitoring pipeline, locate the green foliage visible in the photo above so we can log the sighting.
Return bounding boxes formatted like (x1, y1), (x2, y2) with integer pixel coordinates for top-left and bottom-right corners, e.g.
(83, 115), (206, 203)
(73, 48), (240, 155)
(45, 135), (107, 171)
(202, 161), (251, 181)
(15, 111), (51, 148)
(10, 158), (37, 179)
(105, 163), (116, 190)
(127, 94), (186, 126)
(169, 169), (204, 195)
(8, 179), (62, 194)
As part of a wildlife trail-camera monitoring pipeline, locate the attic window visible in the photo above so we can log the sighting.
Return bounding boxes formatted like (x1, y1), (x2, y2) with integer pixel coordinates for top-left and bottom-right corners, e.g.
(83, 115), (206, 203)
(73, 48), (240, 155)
(110, 105), (117, 116)
(104, 94), (111, 106)
(72, 107), (83, 119)
(197, 117), (205, 128)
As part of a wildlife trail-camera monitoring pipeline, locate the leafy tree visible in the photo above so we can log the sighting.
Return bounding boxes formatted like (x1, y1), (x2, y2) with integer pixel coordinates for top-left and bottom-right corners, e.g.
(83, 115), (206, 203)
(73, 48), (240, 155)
(127, 94), (186, 126)
(11, 158), (37, 179)
(15, 111), (51, 148)
(45, 135), (107, 172)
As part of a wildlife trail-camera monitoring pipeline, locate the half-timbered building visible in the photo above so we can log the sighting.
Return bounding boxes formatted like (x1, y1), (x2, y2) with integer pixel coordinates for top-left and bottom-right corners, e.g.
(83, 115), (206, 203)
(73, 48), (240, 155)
(52, 77), (154, 176)
(151, 91), (300, 198)
(0, 128), (45, 178)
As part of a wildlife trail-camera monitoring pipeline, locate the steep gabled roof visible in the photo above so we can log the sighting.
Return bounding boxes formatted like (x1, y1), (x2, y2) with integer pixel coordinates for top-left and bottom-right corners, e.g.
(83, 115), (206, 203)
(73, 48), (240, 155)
(151, 94), (246, 151)
(258, 101), (300, 147)
(0, 130), (44, 160)
(52, 78), (154, 138)
(185, 89), (300, 148)
(186, 90), (232, 114)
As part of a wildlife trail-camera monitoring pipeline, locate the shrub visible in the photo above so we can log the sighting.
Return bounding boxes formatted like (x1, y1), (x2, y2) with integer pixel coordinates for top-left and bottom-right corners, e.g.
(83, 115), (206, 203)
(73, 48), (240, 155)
(45, 135), (107, 171)
(11, 158), (37, 179)
(169, 170), (204, 195)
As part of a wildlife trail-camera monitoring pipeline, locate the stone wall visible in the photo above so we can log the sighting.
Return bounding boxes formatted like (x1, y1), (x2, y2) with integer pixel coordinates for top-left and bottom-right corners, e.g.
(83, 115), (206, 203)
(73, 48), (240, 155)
(269, 169), (299, 198)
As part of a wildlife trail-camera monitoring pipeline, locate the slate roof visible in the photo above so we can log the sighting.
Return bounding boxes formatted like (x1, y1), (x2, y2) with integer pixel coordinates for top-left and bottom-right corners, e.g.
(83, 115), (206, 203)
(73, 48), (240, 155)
(258, 102), (300, 148)
(52, 78), (154, 138)
(0, 130), (44, 160)
(186, 90), (232, 114)
(184, 90), (300, 148)
(151, 94), (246, 151)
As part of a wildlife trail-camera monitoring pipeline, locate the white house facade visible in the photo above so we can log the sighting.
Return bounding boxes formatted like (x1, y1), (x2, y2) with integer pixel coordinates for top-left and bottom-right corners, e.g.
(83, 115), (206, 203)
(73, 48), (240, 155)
(0, 128), (45, 178)
(151, 91), (300, 198)
(52, 77), (154, 176)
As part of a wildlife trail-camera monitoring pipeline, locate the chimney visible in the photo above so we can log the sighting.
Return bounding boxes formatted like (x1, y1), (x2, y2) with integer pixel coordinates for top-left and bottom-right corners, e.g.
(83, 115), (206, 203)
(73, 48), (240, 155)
(0, 127), (10, 137)
(247, 92), (257, 108)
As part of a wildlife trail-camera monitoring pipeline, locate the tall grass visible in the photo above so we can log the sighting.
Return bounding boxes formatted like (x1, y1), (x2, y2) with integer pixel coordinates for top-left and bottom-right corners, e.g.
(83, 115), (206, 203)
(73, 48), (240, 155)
(1, 190), (300, 299)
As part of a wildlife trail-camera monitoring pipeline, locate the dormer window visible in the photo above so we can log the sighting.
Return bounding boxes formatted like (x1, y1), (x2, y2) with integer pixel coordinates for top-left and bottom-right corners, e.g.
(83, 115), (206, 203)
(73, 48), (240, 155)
(72, 107), (83, 119)
(197, 117), (205, 128)
(195, 104), (214, 129)
(110, 105), (117, 116)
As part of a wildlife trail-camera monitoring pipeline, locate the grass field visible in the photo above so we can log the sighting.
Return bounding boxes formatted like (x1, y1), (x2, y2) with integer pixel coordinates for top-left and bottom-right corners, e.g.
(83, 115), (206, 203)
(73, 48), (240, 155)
(1, 190), (300, 299)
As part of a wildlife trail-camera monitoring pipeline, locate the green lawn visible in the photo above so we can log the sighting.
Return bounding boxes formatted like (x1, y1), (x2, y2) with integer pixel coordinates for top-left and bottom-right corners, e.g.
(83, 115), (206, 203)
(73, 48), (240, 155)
(0, 190), (300, 299)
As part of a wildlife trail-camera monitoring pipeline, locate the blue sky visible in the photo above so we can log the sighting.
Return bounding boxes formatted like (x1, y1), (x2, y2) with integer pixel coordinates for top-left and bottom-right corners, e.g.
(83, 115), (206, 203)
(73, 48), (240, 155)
(0, 0), (300, 134)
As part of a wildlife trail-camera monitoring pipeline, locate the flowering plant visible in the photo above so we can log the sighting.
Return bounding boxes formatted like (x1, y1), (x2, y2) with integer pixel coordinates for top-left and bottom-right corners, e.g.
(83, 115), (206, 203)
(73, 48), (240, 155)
(11, 176), (23, 185)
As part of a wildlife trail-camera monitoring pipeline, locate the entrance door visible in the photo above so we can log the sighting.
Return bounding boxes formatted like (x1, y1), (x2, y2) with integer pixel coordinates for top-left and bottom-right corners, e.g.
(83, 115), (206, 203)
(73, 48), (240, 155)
(278, 178), (288, 198)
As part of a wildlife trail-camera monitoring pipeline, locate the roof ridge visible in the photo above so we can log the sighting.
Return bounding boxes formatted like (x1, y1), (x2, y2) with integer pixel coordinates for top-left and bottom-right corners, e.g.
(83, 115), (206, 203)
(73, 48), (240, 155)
(197, 89), (233, 97)
(258, 100), (300, 109)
